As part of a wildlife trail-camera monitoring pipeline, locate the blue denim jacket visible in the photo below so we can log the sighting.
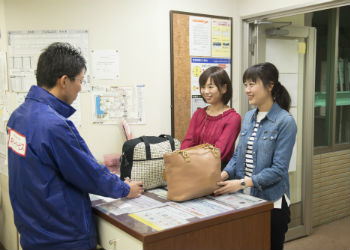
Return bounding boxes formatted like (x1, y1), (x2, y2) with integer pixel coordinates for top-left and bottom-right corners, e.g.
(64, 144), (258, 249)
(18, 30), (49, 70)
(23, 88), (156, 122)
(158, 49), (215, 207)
(223, 102), (297, 202)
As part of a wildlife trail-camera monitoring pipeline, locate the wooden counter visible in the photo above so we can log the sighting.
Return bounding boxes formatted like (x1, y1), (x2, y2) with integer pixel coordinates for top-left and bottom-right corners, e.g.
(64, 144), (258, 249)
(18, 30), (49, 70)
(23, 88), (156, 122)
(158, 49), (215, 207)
(92, 190), (273, 250)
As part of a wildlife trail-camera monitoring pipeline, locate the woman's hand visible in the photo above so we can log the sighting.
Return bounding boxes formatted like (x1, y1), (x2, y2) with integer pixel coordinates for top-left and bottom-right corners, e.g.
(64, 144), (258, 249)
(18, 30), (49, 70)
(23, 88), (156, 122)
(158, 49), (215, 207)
(221, 171), (229, 181)
(214, 179), (241, 196)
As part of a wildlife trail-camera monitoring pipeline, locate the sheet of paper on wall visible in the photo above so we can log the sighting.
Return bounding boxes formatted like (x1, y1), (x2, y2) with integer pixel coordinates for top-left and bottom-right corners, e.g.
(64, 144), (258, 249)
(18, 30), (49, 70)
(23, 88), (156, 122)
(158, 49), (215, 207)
(133, 84), (145, 124)
(0, 107), (7, 157)
(7, 30), (91, 93)
(0, 106), (9, 176)
(0, 52), (8, 105)
(91, 50), (119, 80)
(92, 85), (145, 125)
(191, 95), (208, 116)
(211, 19), (231, 58)
(189, 16), (211, 56)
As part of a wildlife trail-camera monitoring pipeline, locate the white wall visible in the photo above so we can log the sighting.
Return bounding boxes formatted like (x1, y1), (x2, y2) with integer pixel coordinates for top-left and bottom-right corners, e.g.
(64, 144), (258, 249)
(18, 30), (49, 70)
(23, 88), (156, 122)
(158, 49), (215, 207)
(3, 0), (236, 160)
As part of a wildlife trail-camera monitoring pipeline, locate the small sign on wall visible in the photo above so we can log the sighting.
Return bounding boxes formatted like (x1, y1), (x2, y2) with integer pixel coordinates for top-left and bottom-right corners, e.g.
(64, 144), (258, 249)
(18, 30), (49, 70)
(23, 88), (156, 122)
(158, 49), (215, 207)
(91, 50), (120, 80)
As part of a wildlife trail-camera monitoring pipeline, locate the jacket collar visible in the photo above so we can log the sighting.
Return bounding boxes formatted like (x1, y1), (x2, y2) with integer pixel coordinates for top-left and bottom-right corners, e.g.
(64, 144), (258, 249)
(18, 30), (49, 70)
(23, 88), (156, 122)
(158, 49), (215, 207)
(250, 102), (282, 123)
(26, 85), (76, 118)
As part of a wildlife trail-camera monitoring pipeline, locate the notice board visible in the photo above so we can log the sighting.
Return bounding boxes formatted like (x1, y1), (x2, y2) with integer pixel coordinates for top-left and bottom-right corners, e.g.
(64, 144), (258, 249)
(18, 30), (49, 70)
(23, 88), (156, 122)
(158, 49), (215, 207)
(170, 11), (232, 141)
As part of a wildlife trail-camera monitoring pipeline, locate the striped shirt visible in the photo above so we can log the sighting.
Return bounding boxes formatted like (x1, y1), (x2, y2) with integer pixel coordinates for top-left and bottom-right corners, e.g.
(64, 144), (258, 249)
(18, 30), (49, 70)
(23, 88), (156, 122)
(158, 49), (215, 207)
(243, 112), (267, 195)
(244, 121), (259, 177)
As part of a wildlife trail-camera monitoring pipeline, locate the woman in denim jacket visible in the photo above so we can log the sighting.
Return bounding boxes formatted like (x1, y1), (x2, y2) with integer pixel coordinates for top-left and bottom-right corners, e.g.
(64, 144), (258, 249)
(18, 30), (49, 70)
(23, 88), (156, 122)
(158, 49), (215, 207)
(214, 62), (297, 250)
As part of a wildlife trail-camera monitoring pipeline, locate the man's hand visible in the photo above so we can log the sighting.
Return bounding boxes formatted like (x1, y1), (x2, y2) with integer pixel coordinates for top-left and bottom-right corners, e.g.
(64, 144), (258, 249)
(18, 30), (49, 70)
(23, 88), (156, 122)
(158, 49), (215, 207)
(125, 179), (144, 198)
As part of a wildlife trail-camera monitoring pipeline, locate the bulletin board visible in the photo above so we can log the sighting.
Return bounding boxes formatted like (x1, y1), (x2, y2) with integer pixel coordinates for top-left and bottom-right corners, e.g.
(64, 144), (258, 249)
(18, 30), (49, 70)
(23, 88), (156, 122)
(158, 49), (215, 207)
(170, 11), (232, 141)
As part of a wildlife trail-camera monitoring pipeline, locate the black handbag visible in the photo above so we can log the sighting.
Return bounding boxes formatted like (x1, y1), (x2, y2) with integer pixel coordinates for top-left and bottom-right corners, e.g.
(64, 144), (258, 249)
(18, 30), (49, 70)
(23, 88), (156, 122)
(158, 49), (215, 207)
(120, 134), (180, 189)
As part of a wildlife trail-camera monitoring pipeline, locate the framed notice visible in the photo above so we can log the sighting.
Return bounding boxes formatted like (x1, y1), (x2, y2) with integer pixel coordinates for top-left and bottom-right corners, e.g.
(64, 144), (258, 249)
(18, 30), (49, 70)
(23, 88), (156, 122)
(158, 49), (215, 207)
(170, 11), (232, 141)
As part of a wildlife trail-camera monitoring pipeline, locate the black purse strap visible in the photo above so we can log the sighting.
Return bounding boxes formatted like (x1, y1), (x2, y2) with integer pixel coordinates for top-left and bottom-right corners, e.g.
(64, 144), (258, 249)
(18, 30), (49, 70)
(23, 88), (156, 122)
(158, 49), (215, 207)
(159, 134), (176, 151)
(140, 136), (152, 160)
(140, 135), (176, 160)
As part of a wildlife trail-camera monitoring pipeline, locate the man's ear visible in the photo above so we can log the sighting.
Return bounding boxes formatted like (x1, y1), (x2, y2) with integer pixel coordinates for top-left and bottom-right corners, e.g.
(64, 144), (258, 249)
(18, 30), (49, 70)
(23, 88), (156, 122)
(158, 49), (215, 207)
(57, 75), (68, 89)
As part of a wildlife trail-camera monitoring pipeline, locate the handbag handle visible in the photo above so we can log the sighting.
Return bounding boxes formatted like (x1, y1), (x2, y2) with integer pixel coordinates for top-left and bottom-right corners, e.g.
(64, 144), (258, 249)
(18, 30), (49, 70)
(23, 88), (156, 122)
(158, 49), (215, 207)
(205, 144), (220, 158)
(140, 136), (152, 160)
(159, 134), (176, 151)
(174, 143), (220, 162)
(140, 135), (177, 160)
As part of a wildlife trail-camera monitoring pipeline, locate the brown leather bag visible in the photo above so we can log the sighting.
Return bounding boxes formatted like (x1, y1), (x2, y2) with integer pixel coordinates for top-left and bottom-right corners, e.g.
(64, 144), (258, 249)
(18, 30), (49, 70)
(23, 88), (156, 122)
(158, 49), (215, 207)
(163, 143), (221, 201)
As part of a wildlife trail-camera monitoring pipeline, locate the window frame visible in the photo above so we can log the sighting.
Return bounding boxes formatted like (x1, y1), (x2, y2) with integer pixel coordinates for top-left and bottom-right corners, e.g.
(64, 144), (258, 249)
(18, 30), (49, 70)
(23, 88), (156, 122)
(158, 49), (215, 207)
(314, 7), (350, 155)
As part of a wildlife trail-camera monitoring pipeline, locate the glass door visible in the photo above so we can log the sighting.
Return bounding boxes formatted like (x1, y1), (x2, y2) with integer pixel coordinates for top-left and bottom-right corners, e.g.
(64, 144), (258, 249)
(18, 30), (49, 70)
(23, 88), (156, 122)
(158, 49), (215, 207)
(250, 22), (316, 240)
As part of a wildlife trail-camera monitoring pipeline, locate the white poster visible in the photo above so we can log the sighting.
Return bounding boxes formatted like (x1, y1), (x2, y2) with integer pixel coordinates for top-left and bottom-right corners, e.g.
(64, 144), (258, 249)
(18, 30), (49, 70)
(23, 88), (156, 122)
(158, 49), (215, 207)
(0, 52), (8, 105)
(7, 30), (90, 93)
(212, 19), (231, 58)
(91, 50), (119, 80)
(0, 105), (8, 176)
(189, 16), (211, 56)
(92, 85), (145, 125)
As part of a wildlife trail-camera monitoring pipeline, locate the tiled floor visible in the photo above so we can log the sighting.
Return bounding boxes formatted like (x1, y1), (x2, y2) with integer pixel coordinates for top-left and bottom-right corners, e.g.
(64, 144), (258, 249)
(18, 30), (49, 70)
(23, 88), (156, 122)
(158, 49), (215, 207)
(285, 216), (350, 250)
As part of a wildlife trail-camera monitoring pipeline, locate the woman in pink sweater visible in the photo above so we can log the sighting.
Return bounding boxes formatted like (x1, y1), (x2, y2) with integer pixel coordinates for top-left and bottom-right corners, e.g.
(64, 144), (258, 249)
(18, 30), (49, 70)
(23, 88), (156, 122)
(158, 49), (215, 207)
(181, 66), (241, 169)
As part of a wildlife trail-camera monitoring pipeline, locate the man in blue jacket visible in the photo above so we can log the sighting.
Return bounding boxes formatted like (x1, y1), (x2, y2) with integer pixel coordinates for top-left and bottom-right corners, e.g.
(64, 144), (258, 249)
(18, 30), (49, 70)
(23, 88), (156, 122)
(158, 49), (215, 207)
(7, 42), (144, 250)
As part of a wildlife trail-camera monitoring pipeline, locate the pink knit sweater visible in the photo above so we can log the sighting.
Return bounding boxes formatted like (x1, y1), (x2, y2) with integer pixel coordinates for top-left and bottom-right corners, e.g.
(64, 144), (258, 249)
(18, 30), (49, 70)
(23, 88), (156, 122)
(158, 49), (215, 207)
(181, 107), (241, 165)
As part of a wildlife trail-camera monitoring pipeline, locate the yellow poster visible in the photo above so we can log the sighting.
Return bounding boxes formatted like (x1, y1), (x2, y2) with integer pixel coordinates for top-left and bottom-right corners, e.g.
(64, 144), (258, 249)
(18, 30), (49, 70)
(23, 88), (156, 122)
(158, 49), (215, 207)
(212, 19), (231, 58)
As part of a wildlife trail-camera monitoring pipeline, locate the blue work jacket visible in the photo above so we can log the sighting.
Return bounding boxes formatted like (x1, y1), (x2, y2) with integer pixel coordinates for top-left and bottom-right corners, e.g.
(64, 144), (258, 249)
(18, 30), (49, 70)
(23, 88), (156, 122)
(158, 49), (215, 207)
(7, 85), (130, 250)
(223, 102), (297, 202)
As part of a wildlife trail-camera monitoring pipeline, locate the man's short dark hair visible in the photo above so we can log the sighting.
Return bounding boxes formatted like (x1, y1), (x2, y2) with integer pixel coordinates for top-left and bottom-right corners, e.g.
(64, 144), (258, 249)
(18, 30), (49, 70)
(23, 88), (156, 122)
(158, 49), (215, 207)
(199, 66), (232, 105)
(36, 42), (87, 89)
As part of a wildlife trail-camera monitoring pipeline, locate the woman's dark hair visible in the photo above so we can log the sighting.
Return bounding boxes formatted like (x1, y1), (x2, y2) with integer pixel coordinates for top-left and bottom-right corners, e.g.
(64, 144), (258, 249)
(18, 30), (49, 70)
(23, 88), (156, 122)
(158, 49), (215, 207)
(36, 42), (87, 89)
(242, 62), (291, 111)
(199, 66), (232, 105)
